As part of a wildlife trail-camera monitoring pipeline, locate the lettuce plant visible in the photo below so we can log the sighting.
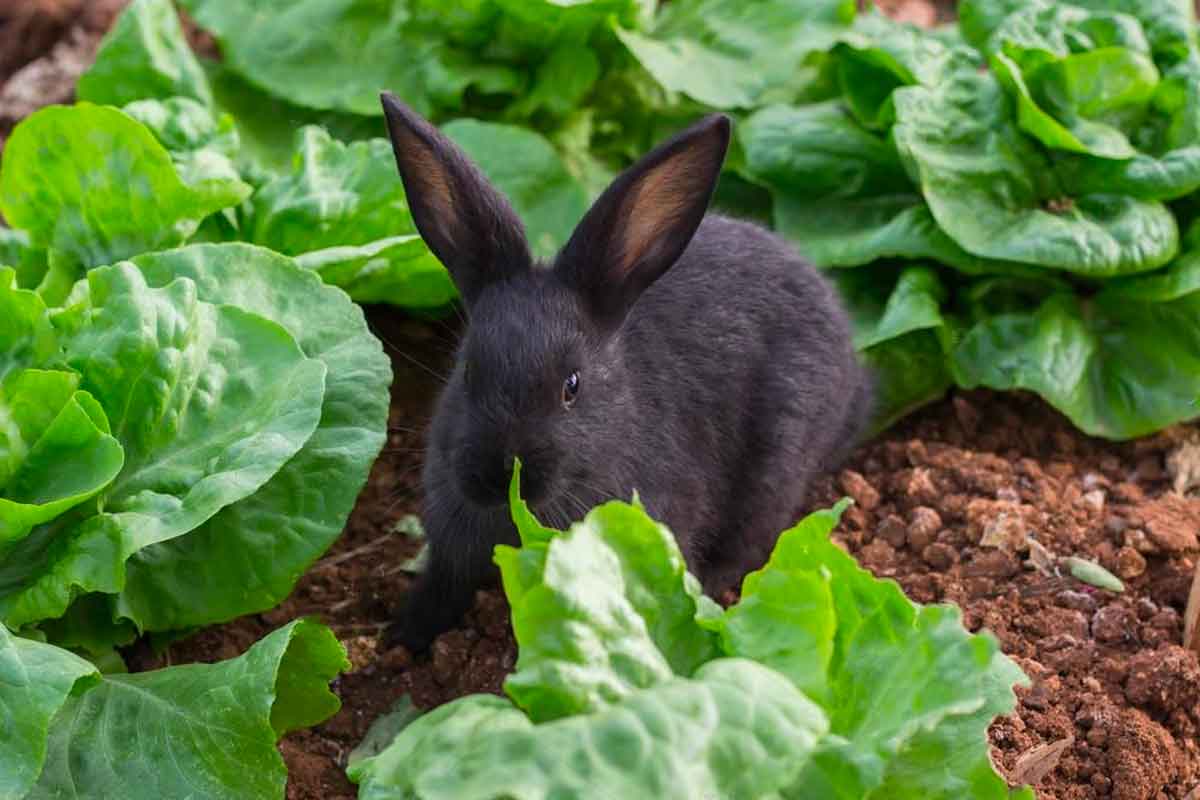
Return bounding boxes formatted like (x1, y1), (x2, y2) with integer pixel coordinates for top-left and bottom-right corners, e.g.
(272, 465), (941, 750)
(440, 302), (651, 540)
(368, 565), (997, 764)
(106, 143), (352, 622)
(1, 619), (348, 800)
(740, 1), (1200, 437)
(0, 7), (394, 789)
(348, 470), (1031, 799)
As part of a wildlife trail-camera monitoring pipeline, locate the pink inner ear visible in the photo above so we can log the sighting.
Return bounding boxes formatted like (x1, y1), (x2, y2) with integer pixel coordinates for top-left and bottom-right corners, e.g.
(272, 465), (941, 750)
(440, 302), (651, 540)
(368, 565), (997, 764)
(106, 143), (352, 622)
(397, 132), (457, 241)
(614, 159), (698, 280)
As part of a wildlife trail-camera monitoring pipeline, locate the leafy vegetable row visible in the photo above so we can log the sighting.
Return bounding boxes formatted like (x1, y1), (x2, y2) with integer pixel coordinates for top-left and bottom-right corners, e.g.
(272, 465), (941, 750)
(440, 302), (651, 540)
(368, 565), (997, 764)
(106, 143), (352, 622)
(34, 0), (1196, 438)
(0, 2), (406, 794)
(739, 0), (1200, 437)
(347, 468), (1031, 799)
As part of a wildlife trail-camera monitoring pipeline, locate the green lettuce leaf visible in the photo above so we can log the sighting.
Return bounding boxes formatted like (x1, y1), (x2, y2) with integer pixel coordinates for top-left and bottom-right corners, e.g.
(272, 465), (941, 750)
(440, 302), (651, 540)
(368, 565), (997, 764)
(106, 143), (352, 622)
(0, 623), (95, 800)
(76, 0), (212, 108)
(295, 237), (457, 310)
(351, 659), (827, 800)
(116, 243), (389, 632)
(0, 370), (124, 547)
(0, 270), (57, 383)
(962, 0), (1197, 65)
(177, 0), (519, 117)
(247, 128), (412, 258)
(987, 5), (1158, 159)
(0, 263), (325, 630)
(832, 12), (967, 129)
(739, 504), (1027, 798)
(951, 251), (1200, 438)
(244, 126), (455, 308)
(9, 618), (347, 800)
(121, 97), (252, 213)
(892, 67), (1178, 276)
(0, 228), (46, 291)
(0, 105), (241, 283)
(497, 473), (721, 722)
(351, 483), (1027, 798)
(829, 265), (955, 430)
(741, 103), (1031, 275)
(616, 0), (855, 109)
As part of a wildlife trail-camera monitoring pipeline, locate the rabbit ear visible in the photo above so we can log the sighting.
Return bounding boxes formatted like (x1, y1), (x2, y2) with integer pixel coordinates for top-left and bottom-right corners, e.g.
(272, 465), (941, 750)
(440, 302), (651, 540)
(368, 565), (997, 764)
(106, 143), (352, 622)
(381, 92), (531, 304)
(556, 114), (730, 324)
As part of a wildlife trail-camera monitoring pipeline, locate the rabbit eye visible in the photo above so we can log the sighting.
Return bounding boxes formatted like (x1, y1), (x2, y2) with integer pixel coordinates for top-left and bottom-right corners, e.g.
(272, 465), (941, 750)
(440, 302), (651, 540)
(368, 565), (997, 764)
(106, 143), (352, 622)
(561, 371), (580, 409)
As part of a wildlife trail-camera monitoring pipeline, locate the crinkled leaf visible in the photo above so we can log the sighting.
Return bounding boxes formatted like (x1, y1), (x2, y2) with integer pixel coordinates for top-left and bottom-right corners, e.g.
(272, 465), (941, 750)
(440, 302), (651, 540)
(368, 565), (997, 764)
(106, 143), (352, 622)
(116, 244), (388, 633)
(248, 128), (413, 257)
(732, 504), (1028, 798)
(0, 623), (95, 800)
(0, 370), (124, 547)
(295, 236), (456, 309)
(179, 0), (519, 117)
(963, 0), (1197, 63)
(0, 105), (240, 277)
(76, 0), (212, 107)
(498, 488), (721, 722)
(892, 68), (1178, 276)
(833, 12), (968, 128)
(0, 270), (57, 383)
(0, 263), (326, 630)
(741, 103), (1033, 275)
(121, 97), (251, 212)
(443, 119), (590, 259)
(987, 5), (1158, 159)
(1070, 0), (1197, 63)
(951, 253), (1200, 438)
(245, 126), (460, 307)
(616, 0), (855, 109)
(1054, 56), (1200, 199)
(26, 619), (347, 800)
(349, 659), (828, 800)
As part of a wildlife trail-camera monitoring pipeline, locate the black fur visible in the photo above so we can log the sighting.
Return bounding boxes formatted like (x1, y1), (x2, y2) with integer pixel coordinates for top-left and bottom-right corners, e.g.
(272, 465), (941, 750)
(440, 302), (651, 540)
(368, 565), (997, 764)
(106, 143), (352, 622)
(379, 92), (873, 652)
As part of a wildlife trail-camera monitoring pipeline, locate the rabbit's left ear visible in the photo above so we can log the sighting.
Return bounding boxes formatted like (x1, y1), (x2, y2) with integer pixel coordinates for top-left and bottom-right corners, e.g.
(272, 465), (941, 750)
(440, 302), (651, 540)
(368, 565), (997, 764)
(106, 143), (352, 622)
(555, 114), (730, 324)
(381, 92), (531, 305)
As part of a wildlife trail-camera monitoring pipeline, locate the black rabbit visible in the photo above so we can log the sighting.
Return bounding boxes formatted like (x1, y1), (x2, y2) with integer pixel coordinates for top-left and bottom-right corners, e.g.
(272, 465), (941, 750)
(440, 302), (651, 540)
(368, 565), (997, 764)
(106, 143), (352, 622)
(379, 92), (873, 652)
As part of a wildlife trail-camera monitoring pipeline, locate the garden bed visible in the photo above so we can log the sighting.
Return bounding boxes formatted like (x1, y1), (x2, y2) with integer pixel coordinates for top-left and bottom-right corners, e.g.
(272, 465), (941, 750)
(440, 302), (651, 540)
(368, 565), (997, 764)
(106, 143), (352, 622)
(127, 306), (1200, 800)
(3, 3), (1200, 799)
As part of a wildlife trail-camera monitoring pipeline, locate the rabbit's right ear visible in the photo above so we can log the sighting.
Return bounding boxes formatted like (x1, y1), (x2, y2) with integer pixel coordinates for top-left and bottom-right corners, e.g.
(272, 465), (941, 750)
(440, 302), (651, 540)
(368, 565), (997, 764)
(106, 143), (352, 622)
(381, 92), (531, 304)
(555, 114), (730, 326)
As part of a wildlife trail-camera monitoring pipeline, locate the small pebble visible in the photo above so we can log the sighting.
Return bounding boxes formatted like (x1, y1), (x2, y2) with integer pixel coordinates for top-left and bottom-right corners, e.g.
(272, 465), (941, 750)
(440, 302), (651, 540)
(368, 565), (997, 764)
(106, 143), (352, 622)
(1134, 598), (1158, 621)
(1123, 528), (1157, 554)
(1091, 605), (1136, 645)
(1056, 590), (1098, 613)
(839, 470), (880, 511)
(922, 542), (958, 570)
(876, 514), (908, 549)
(907, 506), (942, 550)
(1113, 546), (1146, 579)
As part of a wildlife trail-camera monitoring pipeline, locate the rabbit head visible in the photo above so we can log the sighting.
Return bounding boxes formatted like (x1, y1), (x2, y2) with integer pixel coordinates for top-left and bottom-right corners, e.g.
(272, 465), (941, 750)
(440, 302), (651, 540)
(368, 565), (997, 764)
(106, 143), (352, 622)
(381, 93), (730, 514)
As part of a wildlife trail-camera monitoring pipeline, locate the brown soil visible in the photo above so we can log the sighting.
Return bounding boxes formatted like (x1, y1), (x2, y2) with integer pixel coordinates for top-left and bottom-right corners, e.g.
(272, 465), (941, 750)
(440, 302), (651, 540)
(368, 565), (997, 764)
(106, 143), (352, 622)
(3, 3), (1200, 800)
(128, 308), (1200, 800)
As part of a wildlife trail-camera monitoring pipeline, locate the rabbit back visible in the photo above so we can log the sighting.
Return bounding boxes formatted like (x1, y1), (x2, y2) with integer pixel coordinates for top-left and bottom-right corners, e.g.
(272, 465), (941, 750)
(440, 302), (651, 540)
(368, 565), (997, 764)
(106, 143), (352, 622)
(609, 213), (870, 588)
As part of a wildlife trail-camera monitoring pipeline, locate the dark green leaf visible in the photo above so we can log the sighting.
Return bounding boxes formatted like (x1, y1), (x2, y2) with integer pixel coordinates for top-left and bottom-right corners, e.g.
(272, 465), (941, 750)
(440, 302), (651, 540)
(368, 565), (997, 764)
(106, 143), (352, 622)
(616, 0), (855, 109)
(892, 69), (1178, 276)
(951, 253), (1200, 438)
